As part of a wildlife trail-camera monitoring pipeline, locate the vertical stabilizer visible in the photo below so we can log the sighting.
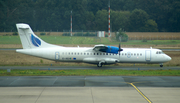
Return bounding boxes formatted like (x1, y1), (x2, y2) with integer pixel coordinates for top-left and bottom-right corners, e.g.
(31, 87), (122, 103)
(16, 23), (58, 49)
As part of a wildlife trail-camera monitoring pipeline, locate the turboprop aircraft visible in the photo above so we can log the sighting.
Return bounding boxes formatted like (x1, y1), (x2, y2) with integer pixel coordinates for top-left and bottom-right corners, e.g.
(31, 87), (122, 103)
(16, 23), (171, 67)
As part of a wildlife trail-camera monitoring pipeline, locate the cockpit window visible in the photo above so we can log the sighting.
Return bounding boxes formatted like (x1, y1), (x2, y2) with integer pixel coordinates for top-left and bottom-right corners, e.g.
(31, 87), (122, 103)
(156, 51), (164, 54)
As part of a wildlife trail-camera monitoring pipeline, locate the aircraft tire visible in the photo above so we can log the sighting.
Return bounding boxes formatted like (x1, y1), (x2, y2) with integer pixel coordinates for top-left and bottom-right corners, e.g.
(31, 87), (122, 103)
(97, 63), (102, 67)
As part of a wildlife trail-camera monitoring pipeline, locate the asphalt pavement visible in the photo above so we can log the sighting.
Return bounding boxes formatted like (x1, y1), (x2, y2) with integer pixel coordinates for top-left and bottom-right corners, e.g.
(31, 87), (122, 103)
(0, 76), (180, 87)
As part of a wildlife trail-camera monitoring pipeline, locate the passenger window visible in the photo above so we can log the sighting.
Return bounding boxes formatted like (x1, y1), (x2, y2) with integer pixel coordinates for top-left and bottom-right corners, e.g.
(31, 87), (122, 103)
(81, 53), (82, 55)
(137, 53), (139, 56)
(122, 53), (124, 56)
(71, 53), (73, 55)
(131, 53), (133, 56)
(106, 53), (108, 55)
(140, 53), (142, 56)
(94, 53), (96, 55)
(62, 52), (64, 55)
(125, 53), (126, 56)
(84, 53), (86, 55)
(134, 53), (136, 56)
(87, 53), (89, 55)
(74, 53), (76, 55)
(97, 53), (98, 55)
(100, 53), (102, 55)
(69, 53), (70, 55)
(77, 53), (79, 55)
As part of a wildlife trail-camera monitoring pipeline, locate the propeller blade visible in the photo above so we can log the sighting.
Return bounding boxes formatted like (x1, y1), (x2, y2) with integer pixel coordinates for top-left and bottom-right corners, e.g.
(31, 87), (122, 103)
(118, 43), (120, 55)
(118, 43), (123, 52)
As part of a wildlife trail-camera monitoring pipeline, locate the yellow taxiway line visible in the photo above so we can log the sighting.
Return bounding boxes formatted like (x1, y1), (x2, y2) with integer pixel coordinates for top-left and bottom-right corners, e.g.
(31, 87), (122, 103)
(129, 83), (152, 103)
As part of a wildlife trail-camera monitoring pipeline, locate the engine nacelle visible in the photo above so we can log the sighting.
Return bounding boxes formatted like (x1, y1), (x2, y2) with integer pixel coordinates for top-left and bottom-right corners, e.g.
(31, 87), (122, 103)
(105, 58), (119, 64)
(106, 46), (119, 54)
(83, 58), (119, 64)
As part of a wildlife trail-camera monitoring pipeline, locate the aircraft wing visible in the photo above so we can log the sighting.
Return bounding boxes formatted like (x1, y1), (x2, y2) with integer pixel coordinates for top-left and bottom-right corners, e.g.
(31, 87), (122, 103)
(93, 44), (108, 52)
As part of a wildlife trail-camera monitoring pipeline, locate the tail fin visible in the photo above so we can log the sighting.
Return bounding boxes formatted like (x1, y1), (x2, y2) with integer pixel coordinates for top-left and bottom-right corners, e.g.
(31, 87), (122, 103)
(16, 23), (58, 49)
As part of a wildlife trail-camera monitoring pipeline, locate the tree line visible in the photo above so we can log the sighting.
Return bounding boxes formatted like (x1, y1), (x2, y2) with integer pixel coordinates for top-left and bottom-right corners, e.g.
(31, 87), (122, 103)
(0, 0), (179, 32)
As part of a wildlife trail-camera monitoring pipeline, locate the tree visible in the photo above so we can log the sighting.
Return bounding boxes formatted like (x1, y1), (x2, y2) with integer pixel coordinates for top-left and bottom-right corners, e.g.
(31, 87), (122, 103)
(144, 19), (158, 32)
(116, 28), (128, 42)
(167, 1), (180, 32)
(0, 0), (179, 32)
(85, 11), (95, 30)
(129, 9), (149, 32)
(95, 10), (108, 31)
(111, 10), (130, 31)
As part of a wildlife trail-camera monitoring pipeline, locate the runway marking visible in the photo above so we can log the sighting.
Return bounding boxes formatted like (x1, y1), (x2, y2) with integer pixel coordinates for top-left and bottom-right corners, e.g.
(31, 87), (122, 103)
(9, 77), (20, 85)
(52, 77), (58, 85)
(35, 87), (46, 103)
(90, 88), (94, 103)
(129, 83), (152, 103)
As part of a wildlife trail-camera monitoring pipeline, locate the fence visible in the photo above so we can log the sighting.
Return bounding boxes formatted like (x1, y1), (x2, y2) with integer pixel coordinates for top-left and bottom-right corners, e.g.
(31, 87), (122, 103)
(63, 30), (99, 37)
(111, 32), (180, 40)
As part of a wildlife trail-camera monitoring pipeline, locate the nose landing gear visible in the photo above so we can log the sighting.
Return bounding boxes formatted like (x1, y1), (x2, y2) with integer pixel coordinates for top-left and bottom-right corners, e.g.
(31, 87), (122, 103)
(160, 63), (163, 67)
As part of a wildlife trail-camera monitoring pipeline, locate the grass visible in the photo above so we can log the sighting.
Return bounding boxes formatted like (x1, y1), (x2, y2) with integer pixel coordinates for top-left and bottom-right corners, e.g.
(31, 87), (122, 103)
(0, 36), (21, 44)
(0, 36), (111, 45)
(0, 69), (180, 76)
(0, 35), (180, 46)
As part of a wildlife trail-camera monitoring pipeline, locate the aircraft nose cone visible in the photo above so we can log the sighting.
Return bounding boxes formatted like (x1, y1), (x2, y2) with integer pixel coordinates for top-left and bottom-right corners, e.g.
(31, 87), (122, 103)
(167, 56), (171, 61)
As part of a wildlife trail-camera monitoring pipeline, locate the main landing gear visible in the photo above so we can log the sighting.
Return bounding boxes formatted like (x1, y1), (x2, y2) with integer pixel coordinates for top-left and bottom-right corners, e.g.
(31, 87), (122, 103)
(160, 63), (163, 67)
(97, 63), (102, 67)
(97, 61), (104, 67)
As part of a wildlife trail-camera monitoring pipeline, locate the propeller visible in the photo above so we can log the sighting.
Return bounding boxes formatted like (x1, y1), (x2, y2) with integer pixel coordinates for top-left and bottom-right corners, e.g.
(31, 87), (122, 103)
(118, 43), (123, 55)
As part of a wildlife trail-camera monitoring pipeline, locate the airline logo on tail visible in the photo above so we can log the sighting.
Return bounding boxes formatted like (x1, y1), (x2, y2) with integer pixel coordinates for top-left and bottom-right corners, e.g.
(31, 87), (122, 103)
(31, 34), (41, 47)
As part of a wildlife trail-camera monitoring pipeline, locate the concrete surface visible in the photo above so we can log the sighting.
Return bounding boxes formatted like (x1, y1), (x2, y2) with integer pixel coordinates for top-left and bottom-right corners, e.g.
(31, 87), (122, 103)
(0, 76), (180, 103)
(139, 87), (180, 103)
(0, 87), (180, 103)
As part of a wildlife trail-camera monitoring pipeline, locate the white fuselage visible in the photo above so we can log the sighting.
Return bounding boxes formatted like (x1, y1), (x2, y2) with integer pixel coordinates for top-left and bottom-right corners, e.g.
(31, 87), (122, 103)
(15, 23), (172, 67)
(16, 47), (171, 65)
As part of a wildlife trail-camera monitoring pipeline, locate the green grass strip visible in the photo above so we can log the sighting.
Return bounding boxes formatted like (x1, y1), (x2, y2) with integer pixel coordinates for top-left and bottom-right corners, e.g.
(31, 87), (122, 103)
(0, 69), (180, 76)
(1, 36), (180, 45)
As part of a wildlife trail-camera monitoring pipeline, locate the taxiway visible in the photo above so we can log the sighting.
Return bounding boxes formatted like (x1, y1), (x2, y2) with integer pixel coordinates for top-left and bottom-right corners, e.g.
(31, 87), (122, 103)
(0, 66), (180, 70)
(0, 76), (180, 103)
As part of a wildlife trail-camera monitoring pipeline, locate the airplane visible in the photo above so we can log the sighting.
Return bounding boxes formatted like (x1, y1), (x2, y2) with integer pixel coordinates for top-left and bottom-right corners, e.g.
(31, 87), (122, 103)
(16, 23), (171, 67)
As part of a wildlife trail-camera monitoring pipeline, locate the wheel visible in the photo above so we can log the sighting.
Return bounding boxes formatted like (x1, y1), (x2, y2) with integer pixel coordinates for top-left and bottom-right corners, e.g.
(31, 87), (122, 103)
(97, 63), (102, 67)
(160, 65), (163, 67)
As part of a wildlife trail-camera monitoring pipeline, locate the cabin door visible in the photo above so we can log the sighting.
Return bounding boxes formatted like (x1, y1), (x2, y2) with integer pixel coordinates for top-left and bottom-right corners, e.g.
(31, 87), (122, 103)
(55, 52), (60, 60)
(145, 50), (151, 61)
